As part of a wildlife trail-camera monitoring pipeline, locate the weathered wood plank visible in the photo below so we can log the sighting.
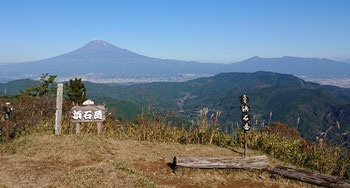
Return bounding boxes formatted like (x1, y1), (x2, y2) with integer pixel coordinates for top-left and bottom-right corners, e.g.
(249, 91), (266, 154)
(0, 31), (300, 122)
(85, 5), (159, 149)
(271, 166), (350, 188)
(97, 122), (102, 135)
(173, 155), (269, 170)
(76, 123), (81, 135)
(55, 84), (63, 135)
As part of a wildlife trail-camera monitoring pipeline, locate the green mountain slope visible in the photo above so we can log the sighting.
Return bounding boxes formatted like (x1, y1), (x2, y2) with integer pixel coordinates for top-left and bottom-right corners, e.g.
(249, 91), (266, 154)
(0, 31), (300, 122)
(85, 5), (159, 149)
(2, 72), (349, 145)
(85, 72), (350, 144)
(0, 79), (40, 96)
(91, 96), (144, 120)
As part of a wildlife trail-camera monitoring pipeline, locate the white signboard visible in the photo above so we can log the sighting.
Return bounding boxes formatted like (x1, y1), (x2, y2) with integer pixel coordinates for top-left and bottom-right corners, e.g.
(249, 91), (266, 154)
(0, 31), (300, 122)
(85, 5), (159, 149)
(71, 105), (106, 123)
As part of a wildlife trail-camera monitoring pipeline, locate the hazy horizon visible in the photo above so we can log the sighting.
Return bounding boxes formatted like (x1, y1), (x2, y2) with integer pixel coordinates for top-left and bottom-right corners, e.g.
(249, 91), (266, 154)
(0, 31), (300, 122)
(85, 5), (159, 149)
(0, 39), (248, 64)
(0, 39), (348, 65)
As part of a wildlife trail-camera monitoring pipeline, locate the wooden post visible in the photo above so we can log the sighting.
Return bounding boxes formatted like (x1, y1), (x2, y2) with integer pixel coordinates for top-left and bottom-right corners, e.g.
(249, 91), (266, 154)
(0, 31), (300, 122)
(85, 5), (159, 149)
(3, 102), (12, 143)
(244, 131), (247, 157)
(240, 94), (250, 157)
(5, 119), (9, 143)
(76, 123), (81, 134)
(271, 166), (350, 188)
(97, 122), (102, 135)
(173, 155), (269, 170)
(55, 84), (63, 135)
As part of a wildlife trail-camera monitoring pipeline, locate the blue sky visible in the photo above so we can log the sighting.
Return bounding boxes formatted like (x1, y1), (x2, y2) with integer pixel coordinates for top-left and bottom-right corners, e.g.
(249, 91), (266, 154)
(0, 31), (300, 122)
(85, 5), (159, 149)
(0, 0), (349, 63)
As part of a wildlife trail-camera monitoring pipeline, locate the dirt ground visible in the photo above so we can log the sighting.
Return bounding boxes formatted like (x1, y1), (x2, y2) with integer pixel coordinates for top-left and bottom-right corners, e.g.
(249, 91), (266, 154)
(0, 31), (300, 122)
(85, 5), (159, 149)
(0, 135), (314, 187)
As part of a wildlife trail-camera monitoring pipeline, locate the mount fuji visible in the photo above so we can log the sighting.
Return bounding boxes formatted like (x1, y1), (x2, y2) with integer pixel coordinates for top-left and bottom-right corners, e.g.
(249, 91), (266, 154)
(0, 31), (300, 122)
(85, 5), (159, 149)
(1, 40), (350, 83)
(0, 40), (221, 82)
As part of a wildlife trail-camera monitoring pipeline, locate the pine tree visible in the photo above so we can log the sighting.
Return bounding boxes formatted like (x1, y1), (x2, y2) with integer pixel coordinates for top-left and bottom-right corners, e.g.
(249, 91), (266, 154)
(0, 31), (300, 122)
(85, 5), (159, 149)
(20, 73), (57, 97)
(65, 78), (87, 105)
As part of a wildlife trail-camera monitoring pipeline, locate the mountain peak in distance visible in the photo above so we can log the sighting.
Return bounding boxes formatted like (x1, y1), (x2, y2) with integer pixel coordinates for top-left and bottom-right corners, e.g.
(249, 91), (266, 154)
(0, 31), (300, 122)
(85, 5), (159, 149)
(1, 39), (350, 82)
(91, 39), (109, 44)
(54, 39), (150, 63)
(70, 39), (130, 54)
(86, 39), (117, 48)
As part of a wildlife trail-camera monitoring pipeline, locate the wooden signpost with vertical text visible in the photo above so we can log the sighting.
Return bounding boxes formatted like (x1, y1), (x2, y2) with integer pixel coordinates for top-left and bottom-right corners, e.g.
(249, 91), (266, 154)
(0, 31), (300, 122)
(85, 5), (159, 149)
(240, 94), (250, 157)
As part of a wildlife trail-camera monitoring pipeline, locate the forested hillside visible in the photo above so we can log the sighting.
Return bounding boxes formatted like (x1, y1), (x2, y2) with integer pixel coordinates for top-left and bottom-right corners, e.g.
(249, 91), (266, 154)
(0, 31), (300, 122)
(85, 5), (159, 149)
(0, 79), (39, 95)
(85, 72), (350, 145)
(1, 71), (350, 145)
(1, 71), (349, 185)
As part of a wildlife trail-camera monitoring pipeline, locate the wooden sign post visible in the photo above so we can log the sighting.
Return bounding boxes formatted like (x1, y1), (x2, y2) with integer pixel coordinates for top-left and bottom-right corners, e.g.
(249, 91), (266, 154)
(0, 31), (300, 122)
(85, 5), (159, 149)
(3, 102), (13, 142)
(71, 100), (106, 135)
(240, 94), (250, 157)
(55, 84), (63, 135)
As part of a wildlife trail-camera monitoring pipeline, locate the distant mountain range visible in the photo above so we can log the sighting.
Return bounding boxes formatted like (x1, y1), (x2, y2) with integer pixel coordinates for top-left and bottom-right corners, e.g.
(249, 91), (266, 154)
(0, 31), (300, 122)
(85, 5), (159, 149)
(0, 40), (220, 82)
(2, 71), (349, 145)
(82, 71), (350, 144)
(227, 56), (350, 78)
(1, 40), (350, 82)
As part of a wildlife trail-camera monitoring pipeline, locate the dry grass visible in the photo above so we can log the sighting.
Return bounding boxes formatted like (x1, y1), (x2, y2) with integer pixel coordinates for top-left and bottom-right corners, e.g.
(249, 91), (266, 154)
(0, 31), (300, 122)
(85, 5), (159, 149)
(1, 96), (348, 186)
(0, 134), (314, 188)
(3, 96), (349, 179)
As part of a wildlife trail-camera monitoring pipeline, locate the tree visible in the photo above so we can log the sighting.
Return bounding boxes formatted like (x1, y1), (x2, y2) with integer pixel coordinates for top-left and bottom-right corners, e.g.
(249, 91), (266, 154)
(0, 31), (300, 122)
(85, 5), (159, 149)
(20, 73), (57, 97)
(65, 78), (87, 105)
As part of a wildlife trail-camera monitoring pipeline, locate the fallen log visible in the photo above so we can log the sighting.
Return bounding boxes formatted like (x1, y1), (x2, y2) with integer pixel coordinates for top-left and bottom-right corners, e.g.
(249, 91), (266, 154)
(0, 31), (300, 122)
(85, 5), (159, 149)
(173, 155), (269, 170)
(271, 166), (350, 188)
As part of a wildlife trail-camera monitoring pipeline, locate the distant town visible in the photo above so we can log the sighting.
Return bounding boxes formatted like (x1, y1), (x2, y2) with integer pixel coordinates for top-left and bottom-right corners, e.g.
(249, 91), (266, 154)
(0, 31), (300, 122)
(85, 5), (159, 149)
(56, 73), (350, 88)
(299, 76), (350, 88)
(56, 73), (213, 85)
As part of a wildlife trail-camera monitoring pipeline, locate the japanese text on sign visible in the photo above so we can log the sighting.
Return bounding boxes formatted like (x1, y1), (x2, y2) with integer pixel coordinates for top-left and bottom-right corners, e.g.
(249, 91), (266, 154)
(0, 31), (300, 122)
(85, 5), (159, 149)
(240, 94), (251, 131)
(71, 105), (106, 122)
(73, 110), (103, 121)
